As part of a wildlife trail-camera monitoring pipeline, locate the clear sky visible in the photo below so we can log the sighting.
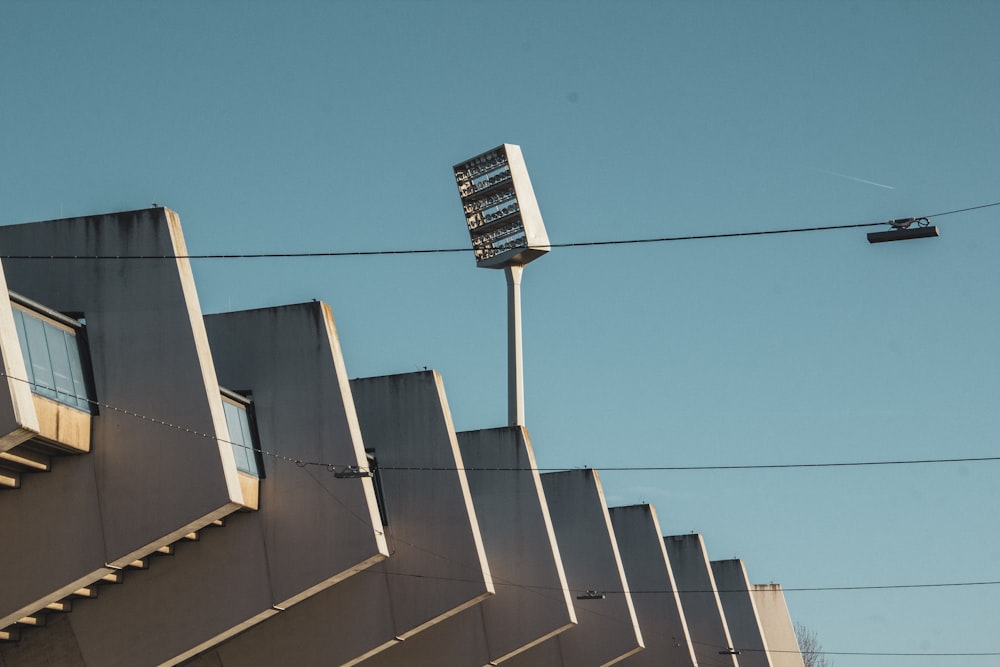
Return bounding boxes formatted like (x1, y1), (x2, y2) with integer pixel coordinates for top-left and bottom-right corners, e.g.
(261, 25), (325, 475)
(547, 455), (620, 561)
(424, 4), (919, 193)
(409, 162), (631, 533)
(2, 1), (998, 663)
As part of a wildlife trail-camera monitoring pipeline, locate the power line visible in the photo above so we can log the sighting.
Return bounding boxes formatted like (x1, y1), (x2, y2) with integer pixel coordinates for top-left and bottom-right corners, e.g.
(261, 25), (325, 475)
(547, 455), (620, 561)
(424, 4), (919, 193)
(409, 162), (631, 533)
(11, 375), (1000, 592)
(697, 579), (1000, 593)
(1, 201), (996, 260)
(695, 639), (1000, 659)
(8, 381), (1000, 596)
(10, 386), (1000, 656)
(375, 455), (1000, 473)
(743, 647), (1000, 658)
(6, 371), (996, 477)
(368, 567), (1000, 594)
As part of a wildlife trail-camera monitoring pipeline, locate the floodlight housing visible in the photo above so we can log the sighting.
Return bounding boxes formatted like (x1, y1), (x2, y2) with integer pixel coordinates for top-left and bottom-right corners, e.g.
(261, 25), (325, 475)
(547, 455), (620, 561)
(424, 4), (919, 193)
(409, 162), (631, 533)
(453, 144), (550, 269)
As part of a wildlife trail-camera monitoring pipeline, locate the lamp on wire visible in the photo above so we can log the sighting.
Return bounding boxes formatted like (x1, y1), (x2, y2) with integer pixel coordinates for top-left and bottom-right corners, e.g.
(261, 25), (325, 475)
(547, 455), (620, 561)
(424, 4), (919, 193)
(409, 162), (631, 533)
(576, 590), (606, 600)
(333, 466), (370, 479)
(867, 217), (939, 243)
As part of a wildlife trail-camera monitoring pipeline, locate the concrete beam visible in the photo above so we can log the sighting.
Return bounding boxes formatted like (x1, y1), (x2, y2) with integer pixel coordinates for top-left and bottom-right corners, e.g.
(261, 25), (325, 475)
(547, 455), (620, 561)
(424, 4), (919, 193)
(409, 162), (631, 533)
(0, 249), (38, 450)
(664, 534), (739, 667)
(190, 371), (493, 666)
(505, 469), (643, 667)
(750, 585), (805, 667)
(31, 302), (389, 667)
(609, 505), (697, 667)
(712, 560), (772, 667)
(360, 426), (575, 666)
(0, 209), (243, 630)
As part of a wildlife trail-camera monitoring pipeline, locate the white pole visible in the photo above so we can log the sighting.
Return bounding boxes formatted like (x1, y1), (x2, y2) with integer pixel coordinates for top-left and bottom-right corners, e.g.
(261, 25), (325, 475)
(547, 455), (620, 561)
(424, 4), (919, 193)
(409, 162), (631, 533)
(505, 265), (525, 426)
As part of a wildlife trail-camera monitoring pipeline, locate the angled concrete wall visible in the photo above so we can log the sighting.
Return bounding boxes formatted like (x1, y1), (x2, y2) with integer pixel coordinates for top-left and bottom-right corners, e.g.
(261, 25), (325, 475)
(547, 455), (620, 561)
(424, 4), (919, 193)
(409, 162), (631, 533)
(712, 560), (772, 667)
(0, 209), (244, 629)
(205, 303), (389, 609)
(505, 469), (643, 667)
(360, 426), (575, 666)
(188, 371), (493, 666)
(750, 585), (805, 667)
(609, 505), (697, 667)
(0, 272), (39, 451)
(664, 534), (739, 667)
(15, 302), (391, 667)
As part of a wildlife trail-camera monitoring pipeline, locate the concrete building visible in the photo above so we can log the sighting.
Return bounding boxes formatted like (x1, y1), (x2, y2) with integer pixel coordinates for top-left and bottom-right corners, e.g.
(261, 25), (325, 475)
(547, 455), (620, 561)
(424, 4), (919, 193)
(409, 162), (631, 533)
(0, 209), (250, 640)
(0, 208), (807, 667)
(15, 302), (392, 667)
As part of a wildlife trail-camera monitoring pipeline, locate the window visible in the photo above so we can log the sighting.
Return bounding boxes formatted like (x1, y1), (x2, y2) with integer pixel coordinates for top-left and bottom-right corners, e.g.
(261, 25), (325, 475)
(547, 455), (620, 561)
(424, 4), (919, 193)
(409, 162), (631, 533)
(220, 388), (263, 477)
(10, 295), (95, 413)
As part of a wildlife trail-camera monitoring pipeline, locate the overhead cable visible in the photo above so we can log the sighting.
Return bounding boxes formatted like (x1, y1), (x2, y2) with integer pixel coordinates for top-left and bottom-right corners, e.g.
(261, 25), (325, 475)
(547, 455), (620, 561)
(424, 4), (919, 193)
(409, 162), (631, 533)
(4, 370), (996, 477)
(0, 200), (996, 260)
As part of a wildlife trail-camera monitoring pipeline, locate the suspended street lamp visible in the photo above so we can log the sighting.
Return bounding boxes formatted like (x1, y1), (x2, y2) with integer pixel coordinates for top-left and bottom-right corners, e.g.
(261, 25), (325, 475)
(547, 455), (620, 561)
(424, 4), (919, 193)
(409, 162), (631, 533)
(867, 217), (939, 243)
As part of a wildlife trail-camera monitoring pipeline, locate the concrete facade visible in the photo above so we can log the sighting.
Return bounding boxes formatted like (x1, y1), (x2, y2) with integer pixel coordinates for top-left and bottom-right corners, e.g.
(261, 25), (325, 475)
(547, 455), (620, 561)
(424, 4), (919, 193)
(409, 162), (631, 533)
(609, 505), (697, 667)
(5, 302), (391, 666)
(712, 560), (772, 667)
(0, 209), (245, 632)
(188, 371), (494, 666)
(505, 470), (643, 667)
(0, 268), (39, 452)
(664, 534), (740, 667)
(360, 427), (575, 666)
(0, 207), (808, 667)
(751, 585), (805, 667)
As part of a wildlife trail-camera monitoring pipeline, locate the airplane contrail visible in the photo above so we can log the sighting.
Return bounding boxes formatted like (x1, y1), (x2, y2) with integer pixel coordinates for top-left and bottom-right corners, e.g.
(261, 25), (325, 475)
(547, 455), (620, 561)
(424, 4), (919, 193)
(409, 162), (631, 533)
(816, 169), (896, 190)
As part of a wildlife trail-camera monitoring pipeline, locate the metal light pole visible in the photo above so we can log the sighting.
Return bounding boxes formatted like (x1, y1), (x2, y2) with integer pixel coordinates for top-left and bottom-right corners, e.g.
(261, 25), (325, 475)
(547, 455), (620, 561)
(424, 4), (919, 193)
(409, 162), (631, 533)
(505, 264), (524, 425)
(453, 144), (550, 426)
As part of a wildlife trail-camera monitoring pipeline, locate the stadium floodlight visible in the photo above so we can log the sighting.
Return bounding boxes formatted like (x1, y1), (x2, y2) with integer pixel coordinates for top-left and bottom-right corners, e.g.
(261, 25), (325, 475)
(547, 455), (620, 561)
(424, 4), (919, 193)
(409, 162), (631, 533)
(867, 217), (939, 243)
(453, 144), (551, 269)
(453, 144), (551, 426)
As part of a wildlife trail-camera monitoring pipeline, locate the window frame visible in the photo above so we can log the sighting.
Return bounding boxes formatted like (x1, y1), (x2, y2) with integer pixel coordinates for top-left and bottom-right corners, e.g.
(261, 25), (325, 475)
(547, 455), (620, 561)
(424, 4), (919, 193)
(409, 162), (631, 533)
(220, 387), (265, 478)
(9, 291), (98, 414)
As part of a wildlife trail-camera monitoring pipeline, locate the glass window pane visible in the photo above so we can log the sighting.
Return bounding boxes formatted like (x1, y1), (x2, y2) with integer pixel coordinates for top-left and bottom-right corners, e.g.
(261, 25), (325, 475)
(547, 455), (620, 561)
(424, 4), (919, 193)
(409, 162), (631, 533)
(223, 400), (252, 474)
(65, 334), (91, 411)
(45, 325), (76, 402)
(12, 307), (95, 412)
(21, 314), (56, 400)
(236, 409), (259, 476)
(12, 309), (32, 385)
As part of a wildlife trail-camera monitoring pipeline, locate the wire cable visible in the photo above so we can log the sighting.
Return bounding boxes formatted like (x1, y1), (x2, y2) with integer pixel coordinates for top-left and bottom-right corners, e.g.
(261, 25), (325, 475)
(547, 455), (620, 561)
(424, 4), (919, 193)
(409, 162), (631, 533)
(375, 455), (1000, 473)
(7, 373), (1000, 599)
(366, 569), (1000, 595)
(5, 371), (997, 476)
(0, 201), (996, 260)
(692, 638), (1000, 659)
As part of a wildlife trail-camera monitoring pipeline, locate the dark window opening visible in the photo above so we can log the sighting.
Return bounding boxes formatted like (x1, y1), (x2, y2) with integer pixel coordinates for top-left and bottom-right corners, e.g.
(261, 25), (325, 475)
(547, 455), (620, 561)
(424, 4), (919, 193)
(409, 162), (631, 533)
(366, 449), (388, 526)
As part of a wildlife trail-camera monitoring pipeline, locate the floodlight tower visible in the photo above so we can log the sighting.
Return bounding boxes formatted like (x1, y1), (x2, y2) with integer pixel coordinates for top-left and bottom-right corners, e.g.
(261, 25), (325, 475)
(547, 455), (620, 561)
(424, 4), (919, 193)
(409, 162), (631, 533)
(453, 144), (551, 426)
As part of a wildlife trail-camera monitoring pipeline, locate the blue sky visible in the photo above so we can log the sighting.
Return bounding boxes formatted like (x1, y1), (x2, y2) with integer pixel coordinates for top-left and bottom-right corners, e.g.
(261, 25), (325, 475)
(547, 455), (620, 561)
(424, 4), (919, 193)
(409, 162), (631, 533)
(2, 1), (999, 662)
